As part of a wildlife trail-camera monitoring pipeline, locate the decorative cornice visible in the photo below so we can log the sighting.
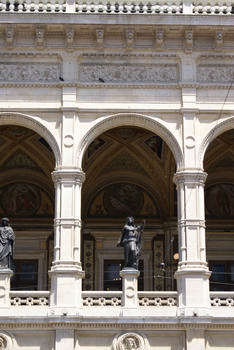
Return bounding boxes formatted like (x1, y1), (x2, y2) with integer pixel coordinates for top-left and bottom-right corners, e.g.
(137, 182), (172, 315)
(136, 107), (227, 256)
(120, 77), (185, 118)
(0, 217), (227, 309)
(1, 320), (234, 330)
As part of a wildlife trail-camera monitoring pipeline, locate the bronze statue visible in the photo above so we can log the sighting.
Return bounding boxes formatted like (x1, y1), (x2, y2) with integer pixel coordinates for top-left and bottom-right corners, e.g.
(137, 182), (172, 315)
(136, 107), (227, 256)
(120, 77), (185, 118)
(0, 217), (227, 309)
(0, 218), (15, 269)
(117, 217), (145, 269)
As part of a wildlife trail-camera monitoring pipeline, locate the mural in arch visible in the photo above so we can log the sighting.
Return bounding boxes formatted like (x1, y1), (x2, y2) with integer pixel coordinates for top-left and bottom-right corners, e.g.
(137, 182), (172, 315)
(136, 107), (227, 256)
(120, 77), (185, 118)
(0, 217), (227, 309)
(88, 183), (159, 218)
(0, 182), (54, 218)
(205, 183), (234, 219)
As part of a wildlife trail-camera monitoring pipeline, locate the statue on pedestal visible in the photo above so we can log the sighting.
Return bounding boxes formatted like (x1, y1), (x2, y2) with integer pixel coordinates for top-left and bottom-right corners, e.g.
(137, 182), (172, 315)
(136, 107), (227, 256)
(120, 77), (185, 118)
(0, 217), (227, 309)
(0, 218), (15, 269)
(117, 217), (145, 269)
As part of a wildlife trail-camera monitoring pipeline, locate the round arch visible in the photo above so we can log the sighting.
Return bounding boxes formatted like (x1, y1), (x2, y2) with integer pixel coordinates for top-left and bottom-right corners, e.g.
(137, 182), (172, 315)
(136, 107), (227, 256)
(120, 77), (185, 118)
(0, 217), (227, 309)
(199, 116), (234, 168)
(0, 112), (61, 167)
(76, 113), (183, 169)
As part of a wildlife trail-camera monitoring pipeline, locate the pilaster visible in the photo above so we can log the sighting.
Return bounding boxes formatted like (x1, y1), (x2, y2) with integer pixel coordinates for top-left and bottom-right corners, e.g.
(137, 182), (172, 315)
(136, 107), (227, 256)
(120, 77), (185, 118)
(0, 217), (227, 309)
(55, 329), (74, 350)
(186, 329), (206, 350)
(174, 169), (211, 317)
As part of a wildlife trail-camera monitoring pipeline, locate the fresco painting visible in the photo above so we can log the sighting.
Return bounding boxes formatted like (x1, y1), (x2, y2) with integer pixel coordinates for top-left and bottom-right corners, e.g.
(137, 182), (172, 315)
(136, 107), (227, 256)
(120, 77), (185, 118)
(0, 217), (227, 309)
(205, 184), (234, 219)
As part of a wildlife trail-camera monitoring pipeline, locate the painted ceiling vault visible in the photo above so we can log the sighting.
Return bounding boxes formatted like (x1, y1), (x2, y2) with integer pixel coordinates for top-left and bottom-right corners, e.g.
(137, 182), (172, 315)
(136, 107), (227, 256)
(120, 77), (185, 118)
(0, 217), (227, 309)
(82, 126), (177, 220)
(0, 126), (55, 221)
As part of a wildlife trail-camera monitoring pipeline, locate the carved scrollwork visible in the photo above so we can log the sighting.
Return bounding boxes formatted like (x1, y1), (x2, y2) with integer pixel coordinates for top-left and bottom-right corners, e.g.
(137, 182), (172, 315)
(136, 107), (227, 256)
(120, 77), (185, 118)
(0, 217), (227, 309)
(112, 332), (150, 350)
(79, 64), (179, 84)
(0, 63), (60, 82)
(198, 65), (234, 83)
(0, 332), (16, 350)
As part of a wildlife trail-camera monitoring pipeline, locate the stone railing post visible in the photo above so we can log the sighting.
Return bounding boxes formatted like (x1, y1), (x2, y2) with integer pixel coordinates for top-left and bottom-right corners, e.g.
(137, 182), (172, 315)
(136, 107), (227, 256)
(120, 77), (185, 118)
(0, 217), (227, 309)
(183, 0), (193, 13)
(174, 169), (211, 317)
(66, 0), (75, 13)
(49, 168), (85, 315)
(120, 268), (140, 316)
(0, 268), (13, 308)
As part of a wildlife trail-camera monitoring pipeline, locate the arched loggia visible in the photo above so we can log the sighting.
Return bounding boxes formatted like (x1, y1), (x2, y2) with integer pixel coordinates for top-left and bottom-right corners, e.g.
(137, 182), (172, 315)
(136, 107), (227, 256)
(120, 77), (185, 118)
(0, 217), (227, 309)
(76, 113), (183, 170)
(0, 123), (57, 290)
(81, 124), (179, 292)
(203, 127), (234, 291)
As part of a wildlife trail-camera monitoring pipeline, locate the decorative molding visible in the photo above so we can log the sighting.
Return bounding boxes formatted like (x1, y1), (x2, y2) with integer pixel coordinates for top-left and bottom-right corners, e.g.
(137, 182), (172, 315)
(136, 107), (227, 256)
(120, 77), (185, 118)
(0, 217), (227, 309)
(66, 28), (74, 49)
(79, 64), (179, 84)
(52, 168), (86, 184)
(185, 30), (193, 53)
(76, 113), (183, 170)
(126, 29), (134, 49)
(155, 30), (164, 50)
(197, 65), (234, 83)
(36, 27), (44, 47)
(173, 169), (207, 186)
(215, 30), (223, 51)
(0, 63), (60, 82)
(96, 29), (104, 48)
(112, 332), (150, 350)
(6, 27), (13, 48)
(0, 332), (16, 350)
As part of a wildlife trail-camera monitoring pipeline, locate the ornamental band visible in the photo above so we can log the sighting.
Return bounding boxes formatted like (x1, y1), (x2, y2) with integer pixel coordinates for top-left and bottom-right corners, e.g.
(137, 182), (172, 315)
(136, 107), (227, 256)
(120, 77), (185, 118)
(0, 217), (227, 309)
(117, 217), (145, 269)
(0, 218), (15, 269)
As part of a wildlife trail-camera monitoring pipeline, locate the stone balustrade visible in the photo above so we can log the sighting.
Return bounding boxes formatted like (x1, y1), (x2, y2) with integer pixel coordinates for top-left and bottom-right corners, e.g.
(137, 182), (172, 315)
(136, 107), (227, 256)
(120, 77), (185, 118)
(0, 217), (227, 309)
(83, 291), (122, 306)
(0, 0), (232, 14)
(7, 290), (234, 309)
(210, 292), (234, 307)
(138, 291), (177, 306)
(10, 291), (50, 306)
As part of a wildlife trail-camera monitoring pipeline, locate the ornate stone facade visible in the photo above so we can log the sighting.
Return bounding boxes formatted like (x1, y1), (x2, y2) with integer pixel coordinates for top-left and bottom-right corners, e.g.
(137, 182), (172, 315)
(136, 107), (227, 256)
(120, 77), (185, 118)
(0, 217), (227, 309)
(0, 1), (233, 350)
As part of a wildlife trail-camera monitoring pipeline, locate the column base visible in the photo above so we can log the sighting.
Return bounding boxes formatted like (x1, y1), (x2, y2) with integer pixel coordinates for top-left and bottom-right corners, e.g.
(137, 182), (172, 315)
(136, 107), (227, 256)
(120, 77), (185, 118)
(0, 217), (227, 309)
(175, 264), (211, 317)
(49, 262), (85, 315)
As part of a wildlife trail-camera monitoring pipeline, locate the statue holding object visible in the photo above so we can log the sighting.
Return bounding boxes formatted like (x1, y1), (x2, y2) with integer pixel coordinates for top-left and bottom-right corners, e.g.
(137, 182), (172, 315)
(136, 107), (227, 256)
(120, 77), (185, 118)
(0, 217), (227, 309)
(117, 217), (145, 270)
(0, 218), (15, 269)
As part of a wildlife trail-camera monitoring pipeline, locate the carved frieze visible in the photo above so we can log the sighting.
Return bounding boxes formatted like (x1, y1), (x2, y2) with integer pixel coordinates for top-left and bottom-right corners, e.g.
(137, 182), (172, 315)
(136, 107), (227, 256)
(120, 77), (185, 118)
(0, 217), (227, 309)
(79, 64), (179, 84)
(198, 65), (234, 83)
(0, 63), (60, 82)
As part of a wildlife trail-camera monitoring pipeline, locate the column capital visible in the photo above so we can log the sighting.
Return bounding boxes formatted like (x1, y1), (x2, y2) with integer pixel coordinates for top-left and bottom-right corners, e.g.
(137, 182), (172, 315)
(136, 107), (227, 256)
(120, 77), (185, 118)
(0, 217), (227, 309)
(173, 169), (207, 186)
(52, 167), (85, 184)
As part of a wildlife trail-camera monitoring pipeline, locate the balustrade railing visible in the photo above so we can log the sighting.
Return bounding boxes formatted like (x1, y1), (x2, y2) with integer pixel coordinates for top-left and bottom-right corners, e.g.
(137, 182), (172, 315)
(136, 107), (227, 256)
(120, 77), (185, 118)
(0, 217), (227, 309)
(0, 0), (232, 14)
(10, 291), (50, 306)
(82, 291), (122, 306)
(138, 291), (177, 306)
(8, 290), (234, 308)
(210, 292), (234, 307)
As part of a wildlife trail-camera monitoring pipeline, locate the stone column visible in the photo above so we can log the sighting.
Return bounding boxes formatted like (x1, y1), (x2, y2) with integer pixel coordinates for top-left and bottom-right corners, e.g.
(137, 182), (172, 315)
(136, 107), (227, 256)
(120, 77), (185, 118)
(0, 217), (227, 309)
(49, 168), (85, 315)
(0, 268), (12, 308)
(120, 268), (140, 315)
(174, 169), (211, 317)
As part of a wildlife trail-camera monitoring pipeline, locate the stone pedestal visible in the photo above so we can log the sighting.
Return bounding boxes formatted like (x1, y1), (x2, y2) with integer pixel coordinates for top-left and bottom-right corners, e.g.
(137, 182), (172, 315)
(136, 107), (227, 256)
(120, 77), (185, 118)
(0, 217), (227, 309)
(120, 268), (140, 309)
(49, 263), (84, 315)
(175, 264), (211, 317)
(0, 268), (13, 308)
